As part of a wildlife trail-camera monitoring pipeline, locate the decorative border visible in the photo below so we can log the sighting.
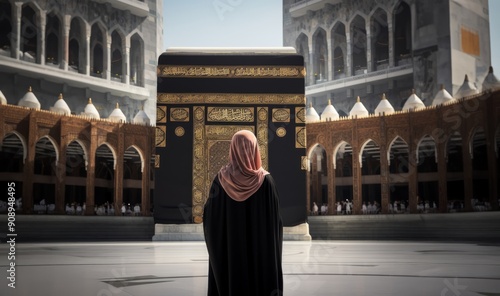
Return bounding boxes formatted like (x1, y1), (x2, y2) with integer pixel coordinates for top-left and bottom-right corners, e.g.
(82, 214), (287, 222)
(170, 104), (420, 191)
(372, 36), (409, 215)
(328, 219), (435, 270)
(192, 106), (205, 224)
(157, 65), (305, 78)
(158, 93), (305, 105)
(257, 107), (269, 170)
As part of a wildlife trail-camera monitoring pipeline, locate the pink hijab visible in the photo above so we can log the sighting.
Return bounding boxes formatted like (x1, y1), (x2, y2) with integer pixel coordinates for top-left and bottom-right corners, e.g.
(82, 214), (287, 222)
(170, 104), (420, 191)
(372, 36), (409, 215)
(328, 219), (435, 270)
(218, 130), (269, 201)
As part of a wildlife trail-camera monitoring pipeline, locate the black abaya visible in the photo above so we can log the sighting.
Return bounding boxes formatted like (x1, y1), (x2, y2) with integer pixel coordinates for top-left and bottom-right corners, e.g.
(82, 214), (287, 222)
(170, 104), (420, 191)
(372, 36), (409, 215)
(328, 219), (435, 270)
(203, 174), (283, 296)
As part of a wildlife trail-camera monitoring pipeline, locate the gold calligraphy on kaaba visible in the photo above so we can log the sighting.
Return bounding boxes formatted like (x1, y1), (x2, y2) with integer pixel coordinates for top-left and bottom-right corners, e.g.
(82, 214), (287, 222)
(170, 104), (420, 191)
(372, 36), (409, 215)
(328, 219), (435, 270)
(296, 127), (306, 148)
(158, 65), (305, 78)
(272, 108), (290, 122)
(207, 107), (254, 122)
(170, 108), (190, 122)
(296, 107), (306, 123)
(156, 106), (166, 123)
(155, 126), (166, 147)
(158, 93), (305, 105)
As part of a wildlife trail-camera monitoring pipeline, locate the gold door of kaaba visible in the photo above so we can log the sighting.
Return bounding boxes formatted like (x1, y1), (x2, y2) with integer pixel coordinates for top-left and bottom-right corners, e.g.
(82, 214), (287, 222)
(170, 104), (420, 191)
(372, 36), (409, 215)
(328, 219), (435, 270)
(155, 49), (307, 226)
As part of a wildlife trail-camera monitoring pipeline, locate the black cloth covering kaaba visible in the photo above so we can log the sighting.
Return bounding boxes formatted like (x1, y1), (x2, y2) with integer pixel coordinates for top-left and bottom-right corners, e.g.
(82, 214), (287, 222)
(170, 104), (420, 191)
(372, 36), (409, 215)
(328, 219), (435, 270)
(203, 174), (283, 296)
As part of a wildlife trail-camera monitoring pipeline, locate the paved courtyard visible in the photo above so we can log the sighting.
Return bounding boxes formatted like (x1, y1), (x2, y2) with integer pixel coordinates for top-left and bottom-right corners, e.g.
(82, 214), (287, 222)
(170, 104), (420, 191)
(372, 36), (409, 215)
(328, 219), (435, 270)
(1, 241), (500, 296)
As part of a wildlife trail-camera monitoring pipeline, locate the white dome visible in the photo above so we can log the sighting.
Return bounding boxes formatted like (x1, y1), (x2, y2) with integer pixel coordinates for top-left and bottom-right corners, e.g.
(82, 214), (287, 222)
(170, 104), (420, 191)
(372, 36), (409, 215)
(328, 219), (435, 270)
(402, 90), (425, 111)
(18, 86), (41, 109)
(455, 75), (478, 98)
(374, 94), (395, 115)
(0, 90), (6, 105)
(482, 66), (500, 91)
(82, 98), (100, 119)
(108, 102), (127, 123)
(50, 93), (71, 115)
(305, 103), (320, 123)
(320, 99), (339, 121)
(432, 85), (455, 106)
(133, 107), (150, 125)
(349, 96), (369, 118)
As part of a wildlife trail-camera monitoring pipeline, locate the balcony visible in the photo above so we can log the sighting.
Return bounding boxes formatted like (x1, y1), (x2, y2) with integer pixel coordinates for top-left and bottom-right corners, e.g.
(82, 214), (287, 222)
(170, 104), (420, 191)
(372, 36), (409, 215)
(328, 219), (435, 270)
(289, 0), (342, 18)
(93, 0), (149, 18)
(306, 63), (414, 96)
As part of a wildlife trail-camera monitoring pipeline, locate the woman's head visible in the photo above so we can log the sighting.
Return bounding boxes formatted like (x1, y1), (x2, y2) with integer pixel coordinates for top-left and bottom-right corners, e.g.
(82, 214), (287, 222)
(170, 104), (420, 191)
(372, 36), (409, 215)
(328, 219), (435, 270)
(229, 130), (262, 173)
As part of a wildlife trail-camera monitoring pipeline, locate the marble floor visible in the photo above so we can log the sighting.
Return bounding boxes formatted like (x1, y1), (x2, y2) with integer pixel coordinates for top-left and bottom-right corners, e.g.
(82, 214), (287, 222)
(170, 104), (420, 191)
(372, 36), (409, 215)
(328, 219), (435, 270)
(1, 241), (500, 296)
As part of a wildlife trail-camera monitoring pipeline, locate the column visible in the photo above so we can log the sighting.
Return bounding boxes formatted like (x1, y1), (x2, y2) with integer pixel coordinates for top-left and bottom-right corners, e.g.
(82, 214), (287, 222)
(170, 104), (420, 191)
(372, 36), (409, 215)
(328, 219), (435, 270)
(22, 112), (36, 214)
(387, 13), (395, 68)
(366, 21), (373, 73)
(462, 136), (473, 211)
(105, 33), (111, 80)
(346, 27), (352, 77)
(39, 12), (46, 65)
(408, 144), (418, 213)
(85, 123), (97, 215)
(123, 37), (130, 84)
(55, 144), (66, 214)
(327, 34), (333, 81)
(11, 2), (22, 59)
(113, 128), (124, 215)
(437, 142), (448, 213)
(308, 37), (314, 85)
(85, 24), (91, 75)
(327, 149), (335, 215)
(61, 14), (71, 71)
(379, 147), (390, 214)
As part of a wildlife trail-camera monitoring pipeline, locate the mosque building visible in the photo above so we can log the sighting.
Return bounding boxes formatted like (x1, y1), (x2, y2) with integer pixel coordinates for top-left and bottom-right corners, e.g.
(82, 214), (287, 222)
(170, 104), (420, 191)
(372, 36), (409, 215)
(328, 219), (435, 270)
(283, 0), (491, 115)
(0, 0), (162, 215)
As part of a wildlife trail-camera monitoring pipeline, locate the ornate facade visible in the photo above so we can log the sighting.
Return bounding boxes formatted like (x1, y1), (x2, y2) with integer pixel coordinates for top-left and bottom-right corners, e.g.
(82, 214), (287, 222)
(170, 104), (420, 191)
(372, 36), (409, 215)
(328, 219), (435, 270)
(0, 0), (162, 121)
(283, 0), (491, 116)
(306, 87), (500, 215)
(0, 96), (155, 215)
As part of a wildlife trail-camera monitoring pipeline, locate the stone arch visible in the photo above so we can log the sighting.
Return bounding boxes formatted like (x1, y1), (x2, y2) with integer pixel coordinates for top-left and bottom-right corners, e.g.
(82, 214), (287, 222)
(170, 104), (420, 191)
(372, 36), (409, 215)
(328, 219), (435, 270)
(308, 144), (328, 212)
(393, 0), (412, 65)
(370, 8), (389, 71)
(90, 21), (106, 77)
(21, 2), (41, 63)
(331, 21), (346, 79)
(69, 16), (87, 73)
(1, 131), (27, 164)
(110, 29), (125, 81)
(388, 136), (409, 173)
(0, 1), (12, 53)
(45, 10), (62, 65)
(130, 33), (144, 86)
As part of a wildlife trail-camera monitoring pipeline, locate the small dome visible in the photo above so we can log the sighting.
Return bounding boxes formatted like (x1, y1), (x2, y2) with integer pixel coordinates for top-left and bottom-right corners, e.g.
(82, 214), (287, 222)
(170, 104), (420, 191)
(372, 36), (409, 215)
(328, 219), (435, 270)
(0, 90), (6, 105)
(82, 98), (100, 119)
(18, 86), (41, 109)
(133, 107), (150, 125)
(482, 66), (500, 91)
(321, 99), (339, 121)
(402, 90), (425, 111)
(305, 102), (320, 123)
(349, 96), (369, 118)
(374, 94), (395, 115)
(455, 74), (478, 98)
(432, 85), (456, 106)
(108, 102), (127, 123)
(50, 93), (71, 115)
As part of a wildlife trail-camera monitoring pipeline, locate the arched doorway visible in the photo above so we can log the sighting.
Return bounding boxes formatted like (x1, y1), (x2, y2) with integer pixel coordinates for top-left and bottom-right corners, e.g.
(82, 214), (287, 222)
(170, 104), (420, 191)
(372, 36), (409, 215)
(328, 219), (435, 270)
(21, 4), (38, 63)
(111, 30), (123, 82)
(371, 8), (389, 70)
(417, 135), (438, 212)
(313, 28), (327, 83)
(308, 144), (327, 215)
(471, 128), (489, 210)
(393, 1), (412, 65)
(90, 23), (105, 78)
(33, 136), (58, 213)
(95, 144), (115, 215)
(331, 22), (346, 79)
(389, 136), (410, 213)
(65, 141), (87, 214)
(45, 12), (61, 66)
(446, 132), (464, 211)
(0, 133), (25, 212)
(334, 141), (353, 214)
(350, 15), (367, 76)
(123, 146), (143, 216)
(0, 1), (12, 55)
(360, 140), (381, 213)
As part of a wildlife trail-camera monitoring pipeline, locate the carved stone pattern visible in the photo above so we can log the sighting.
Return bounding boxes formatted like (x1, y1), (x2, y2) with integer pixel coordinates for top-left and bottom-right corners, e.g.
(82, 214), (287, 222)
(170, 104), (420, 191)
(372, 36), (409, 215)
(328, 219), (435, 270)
(192, 106), (205, 223)
(158, 65), (305, 78)
(158, 93), (305, 105)
(272, 108), (290, 122)
(257, 107), (269, 170)
(155, 126), (166, 147)
(170, 108), (190, 122)
(296, 107), (306, 123)
(207, 107), (254, 122)
(296, 127), (306, 148)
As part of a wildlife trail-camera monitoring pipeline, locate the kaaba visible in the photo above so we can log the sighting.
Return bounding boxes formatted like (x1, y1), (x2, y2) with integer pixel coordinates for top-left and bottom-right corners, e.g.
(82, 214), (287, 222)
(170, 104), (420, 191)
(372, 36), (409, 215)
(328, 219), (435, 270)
(155, 47), (307, 227)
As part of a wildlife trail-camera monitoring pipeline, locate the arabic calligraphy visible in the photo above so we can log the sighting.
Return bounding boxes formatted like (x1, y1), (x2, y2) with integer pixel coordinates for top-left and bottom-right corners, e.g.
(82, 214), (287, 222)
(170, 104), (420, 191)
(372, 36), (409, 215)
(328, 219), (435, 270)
(158, 65), (304, 78)
(207, 107), (254, 122)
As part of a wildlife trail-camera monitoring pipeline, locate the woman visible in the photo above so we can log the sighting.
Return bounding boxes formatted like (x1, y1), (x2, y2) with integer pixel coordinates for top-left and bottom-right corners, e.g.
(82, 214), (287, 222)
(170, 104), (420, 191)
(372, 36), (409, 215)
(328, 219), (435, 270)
(203, 130), (283, 296)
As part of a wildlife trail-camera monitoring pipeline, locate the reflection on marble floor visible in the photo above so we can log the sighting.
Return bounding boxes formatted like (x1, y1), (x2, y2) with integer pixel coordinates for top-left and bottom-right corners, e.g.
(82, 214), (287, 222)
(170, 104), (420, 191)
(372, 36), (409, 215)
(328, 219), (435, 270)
(1, 241), (500, 296)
